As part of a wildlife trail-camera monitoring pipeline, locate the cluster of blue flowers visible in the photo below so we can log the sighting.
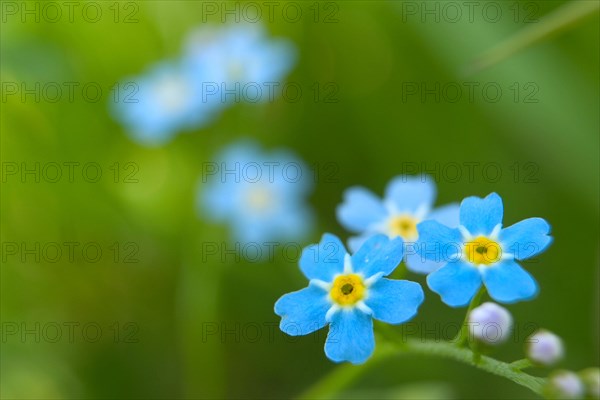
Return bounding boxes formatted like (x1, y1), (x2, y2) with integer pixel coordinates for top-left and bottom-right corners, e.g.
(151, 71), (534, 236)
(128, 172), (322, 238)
(110, 24), (296, 146)
(275, 176), (553, 364)
(101, 16), (593, 392)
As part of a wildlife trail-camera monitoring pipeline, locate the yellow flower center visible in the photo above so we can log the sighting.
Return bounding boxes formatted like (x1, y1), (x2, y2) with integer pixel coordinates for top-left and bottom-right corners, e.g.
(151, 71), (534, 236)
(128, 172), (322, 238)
(388, 214), (419, 240)
(464, 236), (502, 265)
(155, 75), (190, 113)
(228, 60), (246, 81)
(245, 186), (272, 211)
(330, 274), (366, 306)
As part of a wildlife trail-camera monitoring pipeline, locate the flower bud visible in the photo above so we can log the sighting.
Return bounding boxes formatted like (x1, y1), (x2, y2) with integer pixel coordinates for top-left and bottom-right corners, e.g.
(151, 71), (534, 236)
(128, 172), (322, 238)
(545, 370), (585, 399)
(468, 302), (512, 345)
(580, 368), (600, 399)
(526, 330), (564, 366)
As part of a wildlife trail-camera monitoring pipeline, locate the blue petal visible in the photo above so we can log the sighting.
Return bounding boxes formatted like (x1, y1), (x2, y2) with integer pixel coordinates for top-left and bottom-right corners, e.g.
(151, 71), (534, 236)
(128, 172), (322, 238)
(231, 215), (273, 245)
(482, 260), (538, 303)
(299, 234), (346, 281)
(230, 203), (314, 245)
(351, 235), (403, 279)
(459, 193), (503, 236)
(404, 249), (445, 274)
(384, 175), (436, 213)
(252, 38), (297, 85)
(198, 180), (238, 221)
(274, 204), (315, 241)
(275, 285), (330, 336)
(184, 24), (296, 93)
(427, 261), (482, 307)
(213, 139), (264, 165)
(428, 203), (460, 227)
(111, 60), (222, 146)
(336, 187), (387, 232)
(365, 279), (424, 324)
(499, 218), (552, 260)
(347, 233), (373, 254)
(416, 220), (462, 262)
(324, 309), (374, 364)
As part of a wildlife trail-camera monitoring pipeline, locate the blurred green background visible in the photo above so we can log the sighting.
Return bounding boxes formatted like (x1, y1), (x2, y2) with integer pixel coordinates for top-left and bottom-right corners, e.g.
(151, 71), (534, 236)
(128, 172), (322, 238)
(1, 1), (598, 399)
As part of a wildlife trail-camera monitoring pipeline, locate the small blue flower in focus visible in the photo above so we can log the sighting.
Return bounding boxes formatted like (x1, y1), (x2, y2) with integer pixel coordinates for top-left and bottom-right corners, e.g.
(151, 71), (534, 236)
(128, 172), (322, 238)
(111, 60), (221, 146)
(275, 233), (424, 364)
(417, 192), (552, 307)
(336, 175), (460, 274)
(184, 23), (297, 104)
(198, 140), (313, 245)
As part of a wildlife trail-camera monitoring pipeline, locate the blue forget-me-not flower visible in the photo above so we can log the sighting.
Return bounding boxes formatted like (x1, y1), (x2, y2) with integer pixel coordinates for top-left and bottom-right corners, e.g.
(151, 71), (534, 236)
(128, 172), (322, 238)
(336, 175), (460, 274)
(111, 60), (221, 146)
(184, 23), (297, 104)
(275, 233), (424, 364)
(112, 24), (296, 145)
(417, 192), (552, 307)
(198, 140), (314, 245)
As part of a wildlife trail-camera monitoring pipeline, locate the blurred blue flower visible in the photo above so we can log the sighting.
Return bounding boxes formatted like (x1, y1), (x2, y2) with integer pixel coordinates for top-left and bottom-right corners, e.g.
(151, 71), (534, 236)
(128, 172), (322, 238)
(184, 23), (297, 104)
(198, 140), (313, 245)
(110, 60), (221, 146)
(336, 175), (459, 274)
(275, 234), (424, 364)
(111, 24), (296, 145)
(417, 192), (552, 307)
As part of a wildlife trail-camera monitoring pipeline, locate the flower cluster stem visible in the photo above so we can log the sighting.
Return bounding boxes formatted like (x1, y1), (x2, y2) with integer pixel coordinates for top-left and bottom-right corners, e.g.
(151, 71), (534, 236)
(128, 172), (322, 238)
(297, 338), (546, 399)
(402, 340), (546, 394)
(510, 358), (534, 370)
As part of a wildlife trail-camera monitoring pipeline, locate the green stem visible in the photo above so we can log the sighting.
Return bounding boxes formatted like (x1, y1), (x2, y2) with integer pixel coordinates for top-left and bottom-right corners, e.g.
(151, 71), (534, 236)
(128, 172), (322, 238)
(467, 0), (600, 74)
(454, 286), (486, 346)
(510, 358), (534, 370)
(298, 339), (546, 399)
(403, 340), (546, 394)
